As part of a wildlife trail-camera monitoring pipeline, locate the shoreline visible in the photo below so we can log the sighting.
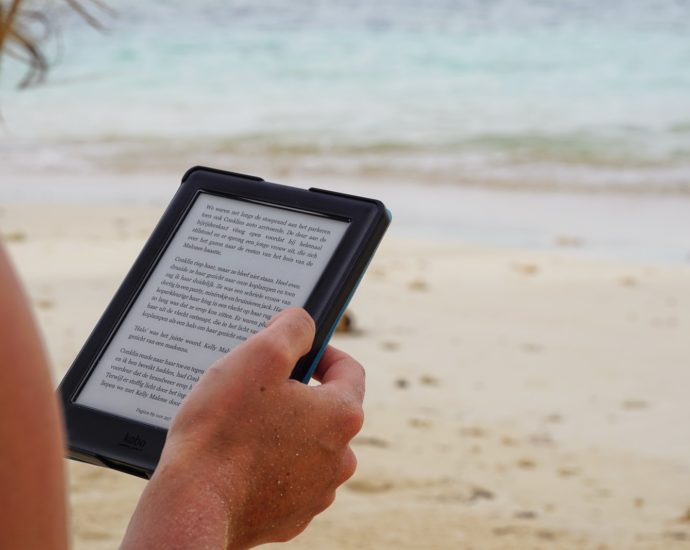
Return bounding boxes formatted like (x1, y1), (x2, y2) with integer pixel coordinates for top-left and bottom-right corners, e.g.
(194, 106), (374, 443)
(2, 173), (690, 265)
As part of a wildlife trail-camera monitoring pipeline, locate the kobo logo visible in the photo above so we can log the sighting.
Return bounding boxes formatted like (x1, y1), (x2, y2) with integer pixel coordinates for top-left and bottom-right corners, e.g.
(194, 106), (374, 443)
(120, 432), (146, 450)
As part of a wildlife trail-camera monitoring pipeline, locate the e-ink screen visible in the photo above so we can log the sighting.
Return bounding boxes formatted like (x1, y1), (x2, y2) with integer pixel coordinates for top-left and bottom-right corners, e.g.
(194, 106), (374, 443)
(76, 193), (349, 428)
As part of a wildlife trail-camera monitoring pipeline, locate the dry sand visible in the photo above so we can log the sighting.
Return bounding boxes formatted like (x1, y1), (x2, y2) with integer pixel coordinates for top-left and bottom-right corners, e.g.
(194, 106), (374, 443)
(2, 203), (689, 549)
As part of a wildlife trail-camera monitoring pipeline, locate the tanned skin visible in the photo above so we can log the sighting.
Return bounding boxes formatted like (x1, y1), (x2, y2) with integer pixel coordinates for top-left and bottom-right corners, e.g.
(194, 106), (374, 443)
(0, 241), (365, 549)
(0, 243), (69, 550)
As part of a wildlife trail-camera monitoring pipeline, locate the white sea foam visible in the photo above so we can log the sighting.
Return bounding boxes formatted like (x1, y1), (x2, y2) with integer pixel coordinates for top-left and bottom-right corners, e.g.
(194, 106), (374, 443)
(1, 0), (690, 191)
(2, 1), (690, 263)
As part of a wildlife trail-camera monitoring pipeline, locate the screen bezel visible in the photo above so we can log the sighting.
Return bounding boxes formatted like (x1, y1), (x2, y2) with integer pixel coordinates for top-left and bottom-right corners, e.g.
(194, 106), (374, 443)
(58, 167), (388, 476)
(73, 190), (351, 426)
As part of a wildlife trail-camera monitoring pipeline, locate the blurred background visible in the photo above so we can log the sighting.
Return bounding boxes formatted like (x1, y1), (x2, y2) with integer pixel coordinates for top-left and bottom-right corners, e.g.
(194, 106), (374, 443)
(1, 1), (689, 548)
(2, 0), (690, 261)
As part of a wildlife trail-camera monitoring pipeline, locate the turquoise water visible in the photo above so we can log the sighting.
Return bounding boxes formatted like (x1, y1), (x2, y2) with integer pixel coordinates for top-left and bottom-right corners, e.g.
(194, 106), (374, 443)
(1, 0), (690, 190)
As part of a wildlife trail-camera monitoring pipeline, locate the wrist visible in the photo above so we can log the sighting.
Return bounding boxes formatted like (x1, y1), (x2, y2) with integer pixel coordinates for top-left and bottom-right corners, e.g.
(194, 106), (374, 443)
(122, 453), (245, 550)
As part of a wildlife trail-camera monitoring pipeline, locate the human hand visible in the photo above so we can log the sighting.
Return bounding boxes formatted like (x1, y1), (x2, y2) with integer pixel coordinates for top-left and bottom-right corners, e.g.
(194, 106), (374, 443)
(121, 308), (365, 549)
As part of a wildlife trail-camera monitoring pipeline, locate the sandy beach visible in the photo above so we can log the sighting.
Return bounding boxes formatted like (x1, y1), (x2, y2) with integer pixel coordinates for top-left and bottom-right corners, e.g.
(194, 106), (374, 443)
(2, 1), (690, 547)
(2, 200), (689, 549)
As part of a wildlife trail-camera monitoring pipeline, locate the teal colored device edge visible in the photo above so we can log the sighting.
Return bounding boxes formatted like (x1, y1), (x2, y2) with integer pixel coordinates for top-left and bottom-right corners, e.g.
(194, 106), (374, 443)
(56, 166), (391, 479)
(298, 207), (392, 383)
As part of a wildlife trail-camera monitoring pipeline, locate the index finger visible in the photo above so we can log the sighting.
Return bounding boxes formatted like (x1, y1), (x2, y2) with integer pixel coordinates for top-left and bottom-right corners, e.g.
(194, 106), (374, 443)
(313, 346), (365, 404)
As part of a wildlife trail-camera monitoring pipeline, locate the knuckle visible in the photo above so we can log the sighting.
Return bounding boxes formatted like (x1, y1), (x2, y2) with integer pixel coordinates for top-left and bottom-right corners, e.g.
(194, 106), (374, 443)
(340, 448), (358, 483)
(347, 357), (365, 377)
(255, 309), (316, 367)
(261, 338), (294, 367)
(317, 491), (337, 513)
(289, 310), (316, 353)
(353, 360), (366, 385)
(278, 517), (313, 542)
(292, 307), (316, 336)
(273, 529), (298, 544)
(339, 402), (365, 438)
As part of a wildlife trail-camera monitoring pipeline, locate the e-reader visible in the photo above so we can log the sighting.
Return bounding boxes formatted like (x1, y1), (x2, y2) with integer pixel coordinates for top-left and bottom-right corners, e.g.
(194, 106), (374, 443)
(57, 166), (391, 479)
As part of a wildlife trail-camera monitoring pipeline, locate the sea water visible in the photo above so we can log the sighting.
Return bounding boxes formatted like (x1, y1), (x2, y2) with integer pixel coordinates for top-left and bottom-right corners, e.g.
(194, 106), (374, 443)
(1, 0), (689, 262)
(1, 0), (689, 189)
